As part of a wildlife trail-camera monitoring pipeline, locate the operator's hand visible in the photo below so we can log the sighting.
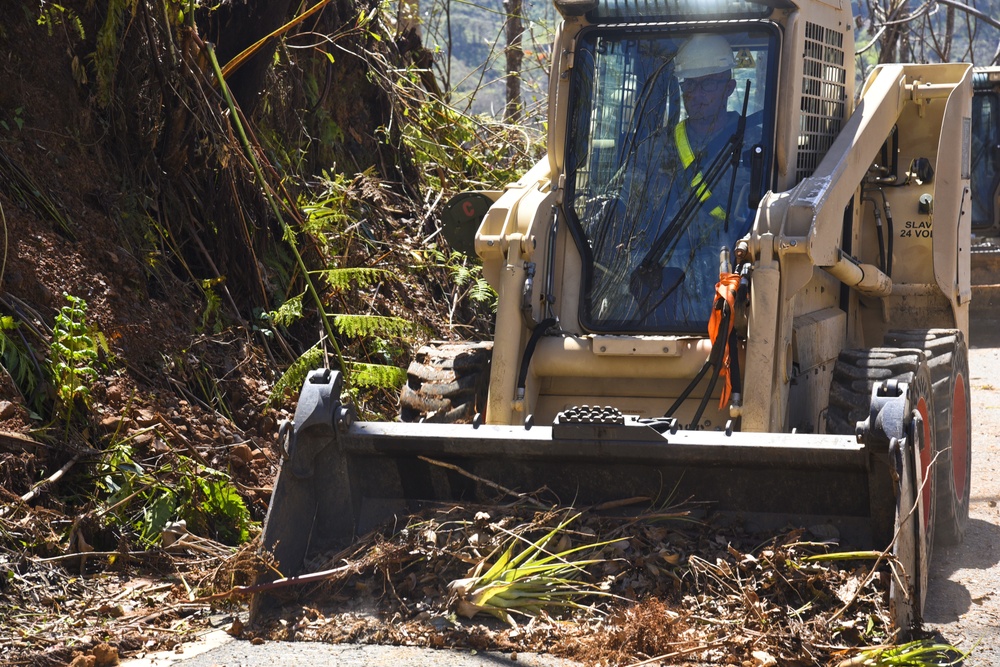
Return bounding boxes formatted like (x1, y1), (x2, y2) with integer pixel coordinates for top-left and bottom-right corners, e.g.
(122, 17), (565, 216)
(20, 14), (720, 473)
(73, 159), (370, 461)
(629, 260), (685, 309)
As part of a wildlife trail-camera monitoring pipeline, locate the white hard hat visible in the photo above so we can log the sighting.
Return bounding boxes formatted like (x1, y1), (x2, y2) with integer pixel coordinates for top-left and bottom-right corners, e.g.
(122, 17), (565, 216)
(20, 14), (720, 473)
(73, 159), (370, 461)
(675, 34), (735, 80)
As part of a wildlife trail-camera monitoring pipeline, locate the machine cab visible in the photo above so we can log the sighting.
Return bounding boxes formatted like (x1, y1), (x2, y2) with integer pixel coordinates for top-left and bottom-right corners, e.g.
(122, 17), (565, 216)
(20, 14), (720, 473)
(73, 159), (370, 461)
(564, 23), (780, 334)
(972, 68), (1000, 239)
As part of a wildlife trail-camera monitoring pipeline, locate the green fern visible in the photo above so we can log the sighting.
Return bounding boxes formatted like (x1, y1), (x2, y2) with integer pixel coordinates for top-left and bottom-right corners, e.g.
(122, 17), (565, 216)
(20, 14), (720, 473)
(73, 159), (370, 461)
(420, 246), (497, 308)
(50, 294), (101, 418)
(333, 314), (414, 339)
(299, 170), (353, 238)
(348, 361), (407, 389)
(268, 293), (304, 328)
(320, 267), (393, 291)
(37, 3), (85, 40)
(268, 345), (325, 406)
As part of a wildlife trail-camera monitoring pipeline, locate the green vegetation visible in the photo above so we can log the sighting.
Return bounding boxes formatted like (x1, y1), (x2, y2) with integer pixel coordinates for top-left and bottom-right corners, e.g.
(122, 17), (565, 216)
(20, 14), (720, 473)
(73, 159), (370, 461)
(448, 511), (618, 625)
(50, 294), (105, 421)
(98, 437), (253, 547)
(840, 639), (970, 667)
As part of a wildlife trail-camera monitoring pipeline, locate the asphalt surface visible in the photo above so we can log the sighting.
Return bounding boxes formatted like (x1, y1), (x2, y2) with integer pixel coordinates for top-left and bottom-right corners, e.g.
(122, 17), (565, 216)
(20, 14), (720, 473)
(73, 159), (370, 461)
(122, 632), (582, 667)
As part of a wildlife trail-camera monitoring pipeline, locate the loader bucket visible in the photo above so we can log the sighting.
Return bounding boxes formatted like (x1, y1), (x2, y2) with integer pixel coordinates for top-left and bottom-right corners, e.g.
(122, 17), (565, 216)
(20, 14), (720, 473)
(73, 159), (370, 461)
(257, 369), (921, 594)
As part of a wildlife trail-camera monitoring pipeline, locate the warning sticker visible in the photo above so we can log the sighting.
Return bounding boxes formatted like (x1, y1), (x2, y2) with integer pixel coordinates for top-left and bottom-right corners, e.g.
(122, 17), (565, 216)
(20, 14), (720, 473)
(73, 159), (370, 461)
(734, 48), (755, 68)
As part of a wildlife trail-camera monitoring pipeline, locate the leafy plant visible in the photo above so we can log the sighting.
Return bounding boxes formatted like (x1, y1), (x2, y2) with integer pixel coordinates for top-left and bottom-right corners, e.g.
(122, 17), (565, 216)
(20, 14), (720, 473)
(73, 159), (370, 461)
(200, 277), (225, 333)
(176, 472), (253, 545)
(333, 313), (413, 340)
(98, 437), (254, 547)
(0, 314), (45, 416)
(448, 511), (618, 625)
(347, 361), (406, 389)
(319, 267), (393, 291)
(50, 294), (103, 420)
(267, 344), (325, 406)
(300, 170), (355, 243)
(93, 0), (138, 105)
(419, 246), (497, 320)
(267, 293), (305, 329)
(0, 107), (25, 133)
(37, 3), (85, 40)
(837, 639), (970, 667)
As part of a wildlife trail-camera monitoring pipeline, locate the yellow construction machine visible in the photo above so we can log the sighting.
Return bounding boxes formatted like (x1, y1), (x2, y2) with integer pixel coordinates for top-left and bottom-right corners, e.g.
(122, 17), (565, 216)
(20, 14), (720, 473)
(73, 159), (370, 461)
(260, 0), (974, 636)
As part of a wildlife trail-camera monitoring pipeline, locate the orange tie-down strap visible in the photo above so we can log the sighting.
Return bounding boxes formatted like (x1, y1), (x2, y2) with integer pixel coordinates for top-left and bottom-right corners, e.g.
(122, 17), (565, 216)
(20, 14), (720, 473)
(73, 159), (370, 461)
(709, 272), (742, 409)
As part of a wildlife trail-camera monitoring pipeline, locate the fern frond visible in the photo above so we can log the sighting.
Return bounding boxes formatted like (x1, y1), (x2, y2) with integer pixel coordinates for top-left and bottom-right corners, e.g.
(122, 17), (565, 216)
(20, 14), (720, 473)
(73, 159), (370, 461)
(333, 314), (414, 339)
(320, 267), (394, 292)
(347, 361), (407, 390)
(268, 346), (325, 406)
(469, 278), (498, 305)
(269, 293), (305, 328)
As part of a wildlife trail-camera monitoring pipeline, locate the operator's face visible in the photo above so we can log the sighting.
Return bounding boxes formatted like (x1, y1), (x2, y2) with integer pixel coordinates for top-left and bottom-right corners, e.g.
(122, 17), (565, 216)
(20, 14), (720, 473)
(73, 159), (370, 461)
(680, 71), (737, 125)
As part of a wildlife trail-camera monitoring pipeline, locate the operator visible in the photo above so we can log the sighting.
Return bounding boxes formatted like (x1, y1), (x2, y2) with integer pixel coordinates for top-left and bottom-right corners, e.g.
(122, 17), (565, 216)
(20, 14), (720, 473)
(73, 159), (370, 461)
(632, 33), (760, 328)
(673, 33), (744, 227)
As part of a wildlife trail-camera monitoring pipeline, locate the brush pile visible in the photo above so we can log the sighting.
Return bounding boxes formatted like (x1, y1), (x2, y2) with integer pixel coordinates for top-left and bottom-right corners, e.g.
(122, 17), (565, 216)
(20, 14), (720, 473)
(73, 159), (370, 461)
(248, 497), (928, 666)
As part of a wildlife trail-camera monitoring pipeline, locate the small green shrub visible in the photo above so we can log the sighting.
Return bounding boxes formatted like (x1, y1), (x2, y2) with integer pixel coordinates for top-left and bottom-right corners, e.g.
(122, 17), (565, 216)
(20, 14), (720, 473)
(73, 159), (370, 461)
(50, 294), (103, 420)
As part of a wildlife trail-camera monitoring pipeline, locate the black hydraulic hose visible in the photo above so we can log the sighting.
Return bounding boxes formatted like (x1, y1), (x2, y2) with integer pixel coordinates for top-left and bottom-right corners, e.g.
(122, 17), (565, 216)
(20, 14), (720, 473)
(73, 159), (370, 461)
(863, 195), (886, 273)
(663, 297), (732, 426)
(516, 318), (557, 399)
(878, 188), (894, 276)
(727, 326), (741, 399)
(689, 299), (732, 428)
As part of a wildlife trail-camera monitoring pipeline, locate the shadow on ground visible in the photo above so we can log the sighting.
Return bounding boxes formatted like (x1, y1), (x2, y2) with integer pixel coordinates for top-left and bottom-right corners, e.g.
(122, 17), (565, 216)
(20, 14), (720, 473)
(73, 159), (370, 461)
(924, 518), (1000, 624)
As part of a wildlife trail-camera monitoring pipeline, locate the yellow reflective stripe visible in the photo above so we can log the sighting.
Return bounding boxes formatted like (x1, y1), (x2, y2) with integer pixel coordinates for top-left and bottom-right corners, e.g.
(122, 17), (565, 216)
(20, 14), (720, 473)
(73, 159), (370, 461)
(674, 121), (726, 221)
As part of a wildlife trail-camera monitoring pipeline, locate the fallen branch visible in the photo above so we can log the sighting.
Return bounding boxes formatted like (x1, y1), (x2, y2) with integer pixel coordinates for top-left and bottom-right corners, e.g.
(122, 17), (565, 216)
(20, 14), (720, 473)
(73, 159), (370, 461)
(417, 455), (550, 510)
(156, 416), (213, 468)
(624, 640), (727, 667)
(195, 561), (363, 602)
(0, 430), (49, 454)
(0, 452), (81, 518)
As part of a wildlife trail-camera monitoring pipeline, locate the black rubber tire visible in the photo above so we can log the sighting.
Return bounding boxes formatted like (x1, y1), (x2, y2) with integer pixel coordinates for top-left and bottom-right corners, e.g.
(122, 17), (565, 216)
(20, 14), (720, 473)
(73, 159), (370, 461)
(826, 347), (939, 542)
(826, 348), (927, 435)
(398, 341), (492, 423)
(885, 329), (972, 545)
(827, 347), (937, 633)
(826, 348), (938, 551)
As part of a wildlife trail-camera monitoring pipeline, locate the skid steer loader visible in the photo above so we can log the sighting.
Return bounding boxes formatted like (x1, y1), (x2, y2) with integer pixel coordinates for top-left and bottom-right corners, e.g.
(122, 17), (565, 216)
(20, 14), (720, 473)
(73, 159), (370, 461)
(259, 0), (973, 636)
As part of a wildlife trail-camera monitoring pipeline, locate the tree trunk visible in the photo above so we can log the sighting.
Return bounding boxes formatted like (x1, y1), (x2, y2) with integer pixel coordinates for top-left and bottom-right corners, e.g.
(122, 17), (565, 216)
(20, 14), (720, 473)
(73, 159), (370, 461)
(504, 0), (523, 122)
(942, 5), (955, 61)
(198, 0), (295, 116)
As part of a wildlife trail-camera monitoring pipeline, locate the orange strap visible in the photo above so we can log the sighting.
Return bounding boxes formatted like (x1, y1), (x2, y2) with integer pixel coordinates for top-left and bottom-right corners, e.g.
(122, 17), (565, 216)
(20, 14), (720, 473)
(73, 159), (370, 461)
(708, 273), (742, 409)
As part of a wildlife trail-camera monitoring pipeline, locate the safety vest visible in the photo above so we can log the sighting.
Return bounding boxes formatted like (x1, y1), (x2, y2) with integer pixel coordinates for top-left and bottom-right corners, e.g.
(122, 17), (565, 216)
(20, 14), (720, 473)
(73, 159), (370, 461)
(674, 120), (727, 222)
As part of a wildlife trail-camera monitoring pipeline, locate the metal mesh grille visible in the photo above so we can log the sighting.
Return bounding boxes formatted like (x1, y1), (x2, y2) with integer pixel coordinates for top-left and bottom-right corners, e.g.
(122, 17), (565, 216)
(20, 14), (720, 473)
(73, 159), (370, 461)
(796, 22), (847, 183)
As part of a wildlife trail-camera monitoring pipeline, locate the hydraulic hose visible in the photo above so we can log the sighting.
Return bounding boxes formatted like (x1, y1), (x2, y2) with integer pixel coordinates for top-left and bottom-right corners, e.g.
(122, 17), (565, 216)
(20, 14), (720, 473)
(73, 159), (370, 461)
(515, 318), (558, 400)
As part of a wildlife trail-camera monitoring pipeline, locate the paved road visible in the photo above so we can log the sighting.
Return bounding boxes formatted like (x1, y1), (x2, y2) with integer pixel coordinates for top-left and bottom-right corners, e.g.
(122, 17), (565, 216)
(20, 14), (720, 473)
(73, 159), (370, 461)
(122, 631), (580, 667)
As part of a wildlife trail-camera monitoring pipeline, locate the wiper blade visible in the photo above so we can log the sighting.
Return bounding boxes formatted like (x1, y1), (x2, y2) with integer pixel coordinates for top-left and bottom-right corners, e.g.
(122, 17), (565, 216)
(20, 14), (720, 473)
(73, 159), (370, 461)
(636, 80), (753, 274)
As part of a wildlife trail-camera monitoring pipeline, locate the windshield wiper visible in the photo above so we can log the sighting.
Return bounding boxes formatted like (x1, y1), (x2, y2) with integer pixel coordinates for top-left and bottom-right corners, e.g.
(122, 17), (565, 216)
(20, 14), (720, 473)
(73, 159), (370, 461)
(631, 81), (753, 316)
(723, 80), (752, 233)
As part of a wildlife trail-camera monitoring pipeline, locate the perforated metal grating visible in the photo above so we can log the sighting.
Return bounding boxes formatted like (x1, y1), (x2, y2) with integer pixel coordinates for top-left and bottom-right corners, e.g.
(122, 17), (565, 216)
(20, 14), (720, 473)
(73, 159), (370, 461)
(796, 22), (847, 183)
